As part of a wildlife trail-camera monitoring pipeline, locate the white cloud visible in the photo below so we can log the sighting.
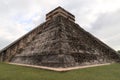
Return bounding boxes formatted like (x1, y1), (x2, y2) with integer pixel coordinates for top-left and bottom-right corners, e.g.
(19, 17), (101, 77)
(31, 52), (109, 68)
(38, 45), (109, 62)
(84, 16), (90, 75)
(55, 0), (120, 30)
(91, 10), (120, 50)
(0, 0), (60, 49)
(0, 0), (120, 50)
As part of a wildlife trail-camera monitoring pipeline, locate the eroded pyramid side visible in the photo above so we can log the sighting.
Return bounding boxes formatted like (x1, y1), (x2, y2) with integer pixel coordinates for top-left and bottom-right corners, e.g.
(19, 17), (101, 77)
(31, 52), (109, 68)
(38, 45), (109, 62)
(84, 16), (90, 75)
(0, 7), (119, 68)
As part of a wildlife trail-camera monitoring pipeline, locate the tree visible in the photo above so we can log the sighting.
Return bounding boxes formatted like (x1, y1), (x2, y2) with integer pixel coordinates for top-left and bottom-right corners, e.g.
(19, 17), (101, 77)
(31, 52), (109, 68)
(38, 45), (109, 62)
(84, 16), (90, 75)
(117, 50), (120, 57)
(117, 50), (120, 54)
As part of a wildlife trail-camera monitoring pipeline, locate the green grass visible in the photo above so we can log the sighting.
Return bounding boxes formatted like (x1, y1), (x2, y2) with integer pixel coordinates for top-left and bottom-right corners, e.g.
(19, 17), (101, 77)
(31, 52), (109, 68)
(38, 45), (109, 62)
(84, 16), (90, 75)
(0, 63), (120, 80)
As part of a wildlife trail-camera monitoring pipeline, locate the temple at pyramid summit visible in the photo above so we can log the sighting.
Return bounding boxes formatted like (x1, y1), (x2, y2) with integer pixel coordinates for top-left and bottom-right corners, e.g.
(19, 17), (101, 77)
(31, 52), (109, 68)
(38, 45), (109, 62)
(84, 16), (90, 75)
(0, 7), (120, 68)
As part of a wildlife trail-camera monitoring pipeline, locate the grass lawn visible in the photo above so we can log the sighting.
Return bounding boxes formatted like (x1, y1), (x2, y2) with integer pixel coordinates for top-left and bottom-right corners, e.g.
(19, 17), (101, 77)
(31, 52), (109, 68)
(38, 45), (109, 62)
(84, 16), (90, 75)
(0, 63), (120, 80)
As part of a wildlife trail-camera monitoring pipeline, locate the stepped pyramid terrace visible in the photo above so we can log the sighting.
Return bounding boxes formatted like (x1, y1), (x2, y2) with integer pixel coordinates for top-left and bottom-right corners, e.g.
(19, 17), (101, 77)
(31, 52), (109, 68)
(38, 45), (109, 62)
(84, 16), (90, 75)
(0, 7), (120, 69)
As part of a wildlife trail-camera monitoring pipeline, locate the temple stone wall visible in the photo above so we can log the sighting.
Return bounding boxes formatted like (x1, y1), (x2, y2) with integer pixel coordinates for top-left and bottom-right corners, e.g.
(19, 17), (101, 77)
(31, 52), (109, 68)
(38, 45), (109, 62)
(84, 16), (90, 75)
(5, 16), (120, 67)
(0, 7), (119, 68)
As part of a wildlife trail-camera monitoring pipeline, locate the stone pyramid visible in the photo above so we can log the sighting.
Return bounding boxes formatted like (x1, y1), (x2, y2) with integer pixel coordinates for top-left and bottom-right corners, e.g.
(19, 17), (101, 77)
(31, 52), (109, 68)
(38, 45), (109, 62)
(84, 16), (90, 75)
(0, 7), (119, 68)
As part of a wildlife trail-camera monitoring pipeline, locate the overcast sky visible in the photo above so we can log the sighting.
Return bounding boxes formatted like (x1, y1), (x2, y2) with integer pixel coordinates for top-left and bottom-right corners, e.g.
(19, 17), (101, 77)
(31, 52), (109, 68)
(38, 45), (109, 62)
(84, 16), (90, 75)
(0, 0), (120, 50)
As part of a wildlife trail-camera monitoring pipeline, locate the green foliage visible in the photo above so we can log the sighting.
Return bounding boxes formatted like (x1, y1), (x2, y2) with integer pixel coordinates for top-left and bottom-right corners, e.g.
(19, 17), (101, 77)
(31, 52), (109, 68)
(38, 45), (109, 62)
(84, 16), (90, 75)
(117, 50), (120, 54)
(0, 63), (120, 80)
(117, 50), (120, 57)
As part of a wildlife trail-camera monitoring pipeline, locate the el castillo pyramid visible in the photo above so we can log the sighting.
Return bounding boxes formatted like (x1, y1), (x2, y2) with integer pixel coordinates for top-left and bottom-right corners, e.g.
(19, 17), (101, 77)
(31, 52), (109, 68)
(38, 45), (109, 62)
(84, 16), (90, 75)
(0, 7), (119, 68)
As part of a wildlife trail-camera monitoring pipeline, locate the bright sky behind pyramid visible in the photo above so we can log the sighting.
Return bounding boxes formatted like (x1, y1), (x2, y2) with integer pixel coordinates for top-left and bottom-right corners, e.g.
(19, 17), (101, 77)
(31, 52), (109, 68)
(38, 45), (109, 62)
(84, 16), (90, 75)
(0, 0), (120, 50)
